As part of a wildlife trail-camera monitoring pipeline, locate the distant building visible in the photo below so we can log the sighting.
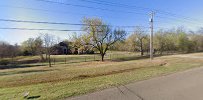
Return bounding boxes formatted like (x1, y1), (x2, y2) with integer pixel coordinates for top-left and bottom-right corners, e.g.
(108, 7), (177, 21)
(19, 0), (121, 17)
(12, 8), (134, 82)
(52, 41), (95, 55)
(52, 42), (71, 55)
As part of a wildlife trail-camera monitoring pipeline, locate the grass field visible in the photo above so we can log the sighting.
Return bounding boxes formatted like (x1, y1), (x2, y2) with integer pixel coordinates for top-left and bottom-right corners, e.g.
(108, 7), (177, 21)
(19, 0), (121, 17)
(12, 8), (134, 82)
(0, 52), (203, 100)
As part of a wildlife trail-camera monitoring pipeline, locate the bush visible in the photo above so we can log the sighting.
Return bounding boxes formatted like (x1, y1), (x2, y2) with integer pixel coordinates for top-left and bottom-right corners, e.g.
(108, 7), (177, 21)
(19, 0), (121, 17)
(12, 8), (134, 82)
(0, 59), (10, 65)
(85, 50), (94, 54)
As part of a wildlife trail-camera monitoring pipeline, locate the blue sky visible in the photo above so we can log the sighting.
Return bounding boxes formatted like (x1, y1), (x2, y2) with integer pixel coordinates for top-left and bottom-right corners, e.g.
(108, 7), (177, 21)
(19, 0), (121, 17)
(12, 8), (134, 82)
(0, 0), (203, 44)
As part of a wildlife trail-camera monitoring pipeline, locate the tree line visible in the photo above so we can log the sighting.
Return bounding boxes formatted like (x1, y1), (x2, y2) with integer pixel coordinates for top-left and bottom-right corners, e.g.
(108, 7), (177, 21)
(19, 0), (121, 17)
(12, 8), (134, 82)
(111, 27), (203, 55)
(0, 18), (203, 66)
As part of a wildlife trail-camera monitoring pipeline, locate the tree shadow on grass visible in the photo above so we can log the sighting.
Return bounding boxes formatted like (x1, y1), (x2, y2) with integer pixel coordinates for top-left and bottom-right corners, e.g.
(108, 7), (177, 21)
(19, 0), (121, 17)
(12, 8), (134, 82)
(112, 54), (172, 62)
(112, 55), (150, 62)
(0, 69), (53, 76)
(0, 64), (46, 70)
(18, 70), (53, 74)
(53, 59), (100, 65)
(27, 95), (41, 99)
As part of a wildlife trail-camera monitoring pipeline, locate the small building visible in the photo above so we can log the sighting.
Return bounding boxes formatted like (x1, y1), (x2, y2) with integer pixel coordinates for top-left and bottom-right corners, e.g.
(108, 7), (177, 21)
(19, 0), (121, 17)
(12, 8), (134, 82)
(52, 42), (71, 55)
(52, 41), (95, 55)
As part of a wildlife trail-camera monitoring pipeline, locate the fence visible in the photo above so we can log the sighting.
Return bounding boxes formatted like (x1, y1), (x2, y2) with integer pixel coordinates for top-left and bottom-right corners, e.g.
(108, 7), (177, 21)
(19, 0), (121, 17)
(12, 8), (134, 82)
(2, 52), (170, 68)
(47, 53), (140, 65)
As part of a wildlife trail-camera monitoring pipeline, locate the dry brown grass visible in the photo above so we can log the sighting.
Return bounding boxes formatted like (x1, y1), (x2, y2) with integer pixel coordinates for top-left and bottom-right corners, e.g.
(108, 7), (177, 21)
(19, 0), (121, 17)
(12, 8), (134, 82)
(0, 59), (165, 88)
(0, 52), (203, 100)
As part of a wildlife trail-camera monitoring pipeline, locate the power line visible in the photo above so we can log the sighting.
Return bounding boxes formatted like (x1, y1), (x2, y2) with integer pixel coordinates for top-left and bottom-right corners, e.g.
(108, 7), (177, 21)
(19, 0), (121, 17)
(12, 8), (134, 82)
(0, 18), (171, 30)
(156, 16), (203, 27)
(0, 18), (151, 28)
(76, 0), (202, 23)
(0, 27), (83, 32)
(0, 18), (87, 26)
(76, 0), (151, 11)
(0, 5), (127, 20)
(0, 27), (153, 33)
(156, 11), (200, 22)
(1, 1), (200, 31)
(1, 4), (202, 28)
(33, 0), (147, 15)
(33, 0), (203, 26)
(0, 4), (164, 28)
(1, 0), (201, 27)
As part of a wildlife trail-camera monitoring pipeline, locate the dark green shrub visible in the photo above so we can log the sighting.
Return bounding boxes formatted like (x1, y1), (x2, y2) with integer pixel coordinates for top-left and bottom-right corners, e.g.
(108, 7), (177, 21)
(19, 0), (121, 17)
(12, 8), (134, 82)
(0, 60), (10, 65)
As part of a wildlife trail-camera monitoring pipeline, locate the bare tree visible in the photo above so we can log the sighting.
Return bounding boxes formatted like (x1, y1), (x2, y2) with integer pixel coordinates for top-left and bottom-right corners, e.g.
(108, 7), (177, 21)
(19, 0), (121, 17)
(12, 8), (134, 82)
(0, 41), (20, 65)
(42, 33), (56, 67)
(82, 18), (126, 61)
(0, 41), (7, 59)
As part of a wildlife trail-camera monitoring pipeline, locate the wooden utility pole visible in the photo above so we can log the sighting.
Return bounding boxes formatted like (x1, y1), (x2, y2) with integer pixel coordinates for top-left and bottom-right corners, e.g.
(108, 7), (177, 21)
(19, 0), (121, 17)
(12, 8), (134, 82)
(150, 12), (155, 60)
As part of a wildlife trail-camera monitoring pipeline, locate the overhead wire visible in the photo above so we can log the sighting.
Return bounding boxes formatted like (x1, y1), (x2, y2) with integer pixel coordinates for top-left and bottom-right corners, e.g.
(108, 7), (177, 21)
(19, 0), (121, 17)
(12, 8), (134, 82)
(32, 0), (203, 27)
(75, 0), (202, 23)
(0, 18), (151, 29)
(0, 27), (154, 33)
(33, 0), (147, 15)
(0, 0), (201, 33)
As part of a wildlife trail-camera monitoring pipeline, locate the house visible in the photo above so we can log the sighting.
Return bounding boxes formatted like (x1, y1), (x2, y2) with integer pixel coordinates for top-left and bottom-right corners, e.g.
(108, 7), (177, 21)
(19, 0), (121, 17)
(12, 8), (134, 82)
(52, 42), (71, 55)
(52, 41), (95, 55)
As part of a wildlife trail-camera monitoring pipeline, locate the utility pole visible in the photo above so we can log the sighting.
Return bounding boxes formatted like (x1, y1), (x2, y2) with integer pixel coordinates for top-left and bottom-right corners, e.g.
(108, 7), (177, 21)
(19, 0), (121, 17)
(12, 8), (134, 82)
(149, 11), (155, 60)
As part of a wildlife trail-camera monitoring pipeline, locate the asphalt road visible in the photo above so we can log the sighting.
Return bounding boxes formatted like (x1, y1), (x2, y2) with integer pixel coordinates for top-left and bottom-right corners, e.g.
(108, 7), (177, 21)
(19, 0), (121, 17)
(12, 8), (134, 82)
(68, 66), (203, 100)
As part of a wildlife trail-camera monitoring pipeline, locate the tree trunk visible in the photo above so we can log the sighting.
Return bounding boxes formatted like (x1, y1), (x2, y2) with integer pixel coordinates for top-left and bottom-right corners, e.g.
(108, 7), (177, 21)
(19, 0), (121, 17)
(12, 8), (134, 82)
(101, 54), (104, 62)
(40, 54), (45, 62)
(140, 40), (144, 56)
(46, 54), (48, 61)
(141, 49), (144, 56)
(48, 54), (51, 67)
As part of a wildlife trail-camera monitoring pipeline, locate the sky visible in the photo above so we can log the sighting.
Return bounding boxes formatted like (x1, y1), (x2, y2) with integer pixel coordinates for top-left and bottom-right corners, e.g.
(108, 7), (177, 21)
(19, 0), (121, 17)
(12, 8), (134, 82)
(0, 0), (203, 44)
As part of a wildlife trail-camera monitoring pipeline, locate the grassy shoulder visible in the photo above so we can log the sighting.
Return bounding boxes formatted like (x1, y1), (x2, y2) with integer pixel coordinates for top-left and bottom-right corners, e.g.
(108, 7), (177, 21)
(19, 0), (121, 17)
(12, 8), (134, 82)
(0, 53), (203, 100)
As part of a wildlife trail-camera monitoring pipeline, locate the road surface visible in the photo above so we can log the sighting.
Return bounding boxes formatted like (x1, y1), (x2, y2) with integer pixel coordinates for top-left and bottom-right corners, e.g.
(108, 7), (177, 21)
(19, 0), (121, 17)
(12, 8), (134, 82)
(68, 66), (203, 100)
